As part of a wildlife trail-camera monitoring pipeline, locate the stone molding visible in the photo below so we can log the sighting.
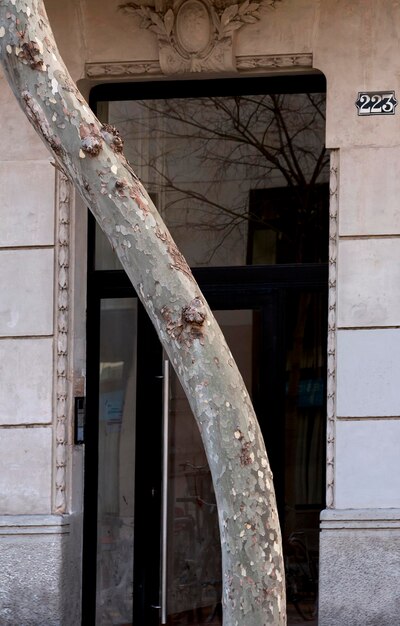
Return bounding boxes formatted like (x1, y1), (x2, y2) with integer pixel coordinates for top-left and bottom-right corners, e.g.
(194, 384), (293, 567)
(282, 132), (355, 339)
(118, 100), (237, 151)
(54, 173), (73, 514)
(0, 514), (70, 535)
(236, 53), (312, 72)
(326, 150), (339, 509)
(86, 60), (162, 78)
(321, 508), (400, 530)
(86, 52), (312, 79)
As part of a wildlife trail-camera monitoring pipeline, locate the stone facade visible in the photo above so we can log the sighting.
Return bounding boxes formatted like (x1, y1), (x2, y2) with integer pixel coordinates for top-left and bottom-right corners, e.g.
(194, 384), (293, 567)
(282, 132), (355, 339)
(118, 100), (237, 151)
(1, 1), (400, 624)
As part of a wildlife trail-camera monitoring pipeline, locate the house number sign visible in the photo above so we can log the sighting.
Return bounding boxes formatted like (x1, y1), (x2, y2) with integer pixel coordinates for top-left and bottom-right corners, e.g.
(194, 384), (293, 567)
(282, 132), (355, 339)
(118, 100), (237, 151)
(355, 91), (397, 115)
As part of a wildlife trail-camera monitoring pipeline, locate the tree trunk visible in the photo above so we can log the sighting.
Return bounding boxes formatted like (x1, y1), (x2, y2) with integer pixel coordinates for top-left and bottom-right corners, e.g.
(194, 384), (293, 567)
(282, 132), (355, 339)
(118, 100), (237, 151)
(0, 2), (286, 623)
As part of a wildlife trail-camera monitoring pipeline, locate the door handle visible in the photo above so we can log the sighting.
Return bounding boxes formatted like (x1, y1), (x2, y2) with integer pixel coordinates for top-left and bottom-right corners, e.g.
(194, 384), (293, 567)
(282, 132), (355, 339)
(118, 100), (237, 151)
(161, 358), (169, 624)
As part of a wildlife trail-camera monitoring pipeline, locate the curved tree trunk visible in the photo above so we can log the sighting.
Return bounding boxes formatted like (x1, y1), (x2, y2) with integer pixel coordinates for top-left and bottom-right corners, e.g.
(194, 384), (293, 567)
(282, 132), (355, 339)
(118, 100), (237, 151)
(0, 2), (286, 623)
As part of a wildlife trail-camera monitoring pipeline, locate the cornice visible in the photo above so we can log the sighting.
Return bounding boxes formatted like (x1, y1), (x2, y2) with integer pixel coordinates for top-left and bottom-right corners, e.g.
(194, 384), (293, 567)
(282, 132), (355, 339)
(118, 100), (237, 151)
(86, 52), (313, 79)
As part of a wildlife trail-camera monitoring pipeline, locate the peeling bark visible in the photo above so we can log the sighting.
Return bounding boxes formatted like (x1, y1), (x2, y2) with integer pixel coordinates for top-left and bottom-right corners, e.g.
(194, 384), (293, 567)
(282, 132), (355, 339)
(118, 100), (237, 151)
(0, 1), (286, 623)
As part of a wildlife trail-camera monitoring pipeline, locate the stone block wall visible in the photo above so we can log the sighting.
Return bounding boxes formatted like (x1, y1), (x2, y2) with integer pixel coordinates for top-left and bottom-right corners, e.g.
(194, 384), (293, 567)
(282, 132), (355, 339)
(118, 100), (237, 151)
(0, 69), (55, 515)
(0, 68), (78, 626)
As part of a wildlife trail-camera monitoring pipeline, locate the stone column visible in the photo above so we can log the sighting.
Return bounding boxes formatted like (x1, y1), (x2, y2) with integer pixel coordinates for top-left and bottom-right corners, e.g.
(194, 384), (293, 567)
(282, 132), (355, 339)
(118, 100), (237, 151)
(319, 145), (400, 625)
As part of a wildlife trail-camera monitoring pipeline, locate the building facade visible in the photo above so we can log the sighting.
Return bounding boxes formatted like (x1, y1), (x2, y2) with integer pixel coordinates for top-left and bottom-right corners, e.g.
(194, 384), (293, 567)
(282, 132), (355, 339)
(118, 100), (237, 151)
(1, 1), (400, 624)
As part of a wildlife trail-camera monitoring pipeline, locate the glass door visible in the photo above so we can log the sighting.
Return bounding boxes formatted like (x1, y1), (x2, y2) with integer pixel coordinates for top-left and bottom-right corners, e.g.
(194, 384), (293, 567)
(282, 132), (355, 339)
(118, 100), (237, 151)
(84, 287), (163, 626)
(96, 297), (138, 625)
(84, 268), (327, 625)
(85, 74), (328, 625)
(162, 285), (326, 626)
(164, 309), (256, 625)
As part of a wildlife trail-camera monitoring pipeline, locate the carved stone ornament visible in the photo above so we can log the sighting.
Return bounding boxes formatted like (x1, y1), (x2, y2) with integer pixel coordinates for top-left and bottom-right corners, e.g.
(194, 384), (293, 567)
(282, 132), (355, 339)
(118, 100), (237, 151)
(54, 172), (72, 514)
(86, 53), (312, 79)
(326, 149), (339, 509)
(119, 0), (281, 74)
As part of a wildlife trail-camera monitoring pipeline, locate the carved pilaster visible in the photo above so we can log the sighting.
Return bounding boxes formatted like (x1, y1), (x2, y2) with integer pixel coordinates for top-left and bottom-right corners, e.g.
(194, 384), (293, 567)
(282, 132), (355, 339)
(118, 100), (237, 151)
(326, 150), (339, 509)
(54, 172), (72, 514)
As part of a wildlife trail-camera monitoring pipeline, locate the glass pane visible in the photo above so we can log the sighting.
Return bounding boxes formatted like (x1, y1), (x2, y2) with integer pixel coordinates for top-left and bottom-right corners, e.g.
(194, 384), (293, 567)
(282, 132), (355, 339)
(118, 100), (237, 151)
(95, 221), (123, 271)
(284, 290), (325, 516)
(284, 290), (325, 625)
(248, 184), (329, 264)
(96, 297), (138, 625)
(95, 93), (328, 269)
(166, 310), (254, 625)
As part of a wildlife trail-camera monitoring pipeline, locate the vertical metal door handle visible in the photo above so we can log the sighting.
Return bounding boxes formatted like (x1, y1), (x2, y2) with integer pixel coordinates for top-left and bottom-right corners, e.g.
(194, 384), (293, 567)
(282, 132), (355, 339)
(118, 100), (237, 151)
(161, 358), (169, 624)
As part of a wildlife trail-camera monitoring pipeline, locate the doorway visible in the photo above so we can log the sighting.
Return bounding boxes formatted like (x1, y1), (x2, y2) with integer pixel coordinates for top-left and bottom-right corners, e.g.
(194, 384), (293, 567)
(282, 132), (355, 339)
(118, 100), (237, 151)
(83, 75), (328, 625)
(83, 266), (327, 625)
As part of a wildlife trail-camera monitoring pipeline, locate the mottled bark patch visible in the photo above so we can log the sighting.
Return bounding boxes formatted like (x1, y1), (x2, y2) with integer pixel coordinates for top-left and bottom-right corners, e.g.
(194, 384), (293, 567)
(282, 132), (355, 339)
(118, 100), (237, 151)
(168, 240), (192, 278)
(155, 227), (193, 279)
(101, 123), (124, 153)
(125, 181), (150, 214)
(18, 40), (45, 70)
(155, 226), (168, 242)
(56, 70), (77, 94)
(161, 298), (206, 346)
(182, 297), (206, 326)
(82, 176), (98, 203)
(79, 122), (102, 156)
(240, 440), (253, 466)
(22, 90), (63, 155)
(115, 178), (129, 196)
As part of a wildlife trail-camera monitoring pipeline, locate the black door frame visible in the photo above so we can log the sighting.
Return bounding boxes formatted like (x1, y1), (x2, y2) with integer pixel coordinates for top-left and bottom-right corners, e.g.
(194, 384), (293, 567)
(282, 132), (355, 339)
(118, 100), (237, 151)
(83, 259), (327, 625)
(83, 72), (328, 624)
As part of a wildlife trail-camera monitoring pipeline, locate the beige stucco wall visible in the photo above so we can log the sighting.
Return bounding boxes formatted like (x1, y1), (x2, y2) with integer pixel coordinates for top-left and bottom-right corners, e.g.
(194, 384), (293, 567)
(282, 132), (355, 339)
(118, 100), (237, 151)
(0, 69), (54, 515)
(46, 0), (400, 505)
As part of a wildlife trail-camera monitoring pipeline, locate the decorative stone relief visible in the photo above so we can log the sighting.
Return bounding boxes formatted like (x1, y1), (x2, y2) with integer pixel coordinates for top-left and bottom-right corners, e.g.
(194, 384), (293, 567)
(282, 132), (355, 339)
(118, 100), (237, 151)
(119, 0), (281, 73)
(326, 150), (339, 509)
(236, 52), (312, 71)
(86, 60), (162, 78)
(86, 52), (312, 79)
(54, 172), (72, 514)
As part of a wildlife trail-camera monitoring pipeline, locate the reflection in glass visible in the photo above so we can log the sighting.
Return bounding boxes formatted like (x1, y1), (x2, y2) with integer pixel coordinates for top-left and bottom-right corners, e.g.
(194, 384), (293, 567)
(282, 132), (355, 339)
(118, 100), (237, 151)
(284, 290), (325, 625)
(90, 87), (329, 626)
(165, 299), (325, 625)
(96, 298), (138, 625)
(166, 310), (254, 625)
(95, 93), (328, 269)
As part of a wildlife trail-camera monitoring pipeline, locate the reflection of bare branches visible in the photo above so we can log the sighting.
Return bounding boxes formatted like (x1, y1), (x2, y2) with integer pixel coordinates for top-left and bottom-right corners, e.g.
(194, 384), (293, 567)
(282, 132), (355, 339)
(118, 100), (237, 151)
(118, 94), (328, 188)
(110, 93), (329, 264)
(144, 159), (285, 233)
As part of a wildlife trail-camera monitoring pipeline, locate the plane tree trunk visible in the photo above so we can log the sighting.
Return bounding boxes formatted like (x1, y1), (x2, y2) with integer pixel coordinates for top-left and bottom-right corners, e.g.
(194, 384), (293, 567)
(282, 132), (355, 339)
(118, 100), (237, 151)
(0, 2), (286, 623)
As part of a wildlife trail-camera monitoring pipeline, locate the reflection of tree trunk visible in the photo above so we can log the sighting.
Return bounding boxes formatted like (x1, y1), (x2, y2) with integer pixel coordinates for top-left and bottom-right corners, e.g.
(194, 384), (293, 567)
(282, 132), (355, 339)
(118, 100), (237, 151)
(0, 2), (286, 624)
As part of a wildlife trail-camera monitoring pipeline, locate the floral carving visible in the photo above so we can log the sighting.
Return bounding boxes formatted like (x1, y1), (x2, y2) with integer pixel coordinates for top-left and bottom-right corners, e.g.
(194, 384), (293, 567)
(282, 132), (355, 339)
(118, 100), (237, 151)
(326, 150), (339, 509)
(54, 172), (72, 514)
(119, 0), (280, 73)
